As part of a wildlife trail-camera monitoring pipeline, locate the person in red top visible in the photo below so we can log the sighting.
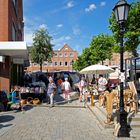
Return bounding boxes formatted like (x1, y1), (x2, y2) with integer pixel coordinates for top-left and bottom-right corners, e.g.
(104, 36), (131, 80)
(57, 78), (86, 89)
(57, 78), (63, 94)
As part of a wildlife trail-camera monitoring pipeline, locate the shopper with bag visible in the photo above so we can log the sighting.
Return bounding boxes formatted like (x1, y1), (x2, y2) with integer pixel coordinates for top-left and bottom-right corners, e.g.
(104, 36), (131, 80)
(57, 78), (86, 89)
(47, 77), (56, 107)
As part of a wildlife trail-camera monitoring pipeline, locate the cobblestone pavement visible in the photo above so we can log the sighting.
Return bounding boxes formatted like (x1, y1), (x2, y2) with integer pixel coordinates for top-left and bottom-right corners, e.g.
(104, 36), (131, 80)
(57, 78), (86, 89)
(0, 100), (139, 140)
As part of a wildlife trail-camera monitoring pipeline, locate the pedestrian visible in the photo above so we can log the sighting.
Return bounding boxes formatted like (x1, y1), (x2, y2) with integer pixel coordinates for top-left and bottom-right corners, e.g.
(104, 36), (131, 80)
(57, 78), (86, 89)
(78, 77), (87, 102)
(57, 77), (63, 94)
(62, 77), (71, 102)
(11, 85), (22, 110)
(91, 74), (96, 85)
(98, 75), (108, 93)
(98, 75), (108, 107)
(47, 77), (56, 107)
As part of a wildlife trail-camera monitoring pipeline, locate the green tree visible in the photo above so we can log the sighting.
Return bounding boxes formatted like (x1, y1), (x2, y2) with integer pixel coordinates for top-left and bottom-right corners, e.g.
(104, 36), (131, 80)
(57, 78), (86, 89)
(30, 28), (53, 72)
(73, 34), (116, 71)
(89, 34), (116, 65)
(109, 2), (140, 56)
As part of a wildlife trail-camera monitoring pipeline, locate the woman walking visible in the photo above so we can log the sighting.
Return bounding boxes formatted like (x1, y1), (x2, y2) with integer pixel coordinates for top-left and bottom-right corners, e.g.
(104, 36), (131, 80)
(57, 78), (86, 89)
(47, 77), (56, 107)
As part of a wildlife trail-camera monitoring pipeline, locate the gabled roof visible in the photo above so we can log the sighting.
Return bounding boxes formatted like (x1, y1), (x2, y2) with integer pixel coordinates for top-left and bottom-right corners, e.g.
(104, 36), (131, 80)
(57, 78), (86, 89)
(55, 44), (75, 52)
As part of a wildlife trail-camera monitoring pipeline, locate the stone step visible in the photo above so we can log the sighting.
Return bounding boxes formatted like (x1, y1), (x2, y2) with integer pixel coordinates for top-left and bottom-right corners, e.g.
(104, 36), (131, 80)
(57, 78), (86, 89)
(87, 103), (115, 129)
(129, 121), (140, 128)
(127, 111), (140, 128)
(94, 102), (106, 116)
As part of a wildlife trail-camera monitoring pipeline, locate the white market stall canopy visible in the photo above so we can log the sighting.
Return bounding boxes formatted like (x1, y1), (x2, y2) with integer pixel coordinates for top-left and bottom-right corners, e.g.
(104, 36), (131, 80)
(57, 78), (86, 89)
(80, 64), (115, 74)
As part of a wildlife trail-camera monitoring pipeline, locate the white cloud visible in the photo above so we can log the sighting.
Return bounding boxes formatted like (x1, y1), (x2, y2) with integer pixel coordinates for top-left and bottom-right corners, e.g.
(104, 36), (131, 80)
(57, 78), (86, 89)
(56, 24), (63, 28)
(100, 1), (106, 7)
(66, 1), (74, 8)
(72, 27), (81, 35)
(53, 36), (71, 43)
(65, 36), (71, 40)
(52, 36), (71, 49)
(39, 24), (47, 29)
(24, 26), (34, 46)
(24, 24), (48, 46)
(85, 4), (96, 12)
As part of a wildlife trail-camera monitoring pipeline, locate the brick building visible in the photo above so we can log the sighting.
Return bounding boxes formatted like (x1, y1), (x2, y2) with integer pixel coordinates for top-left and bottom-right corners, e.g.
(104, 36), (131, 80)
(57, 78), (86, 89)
(27, 44), (78, 72)
(0, 0), (28, 92)
(99, 51), (132, 67)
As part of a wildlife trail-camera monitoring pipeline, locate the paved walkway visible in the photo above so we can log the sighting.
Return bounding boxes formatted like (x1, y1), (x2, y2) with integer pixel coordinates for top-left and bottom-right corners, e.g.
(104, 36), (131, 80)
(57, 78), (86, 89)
(0, 94), (139, 140)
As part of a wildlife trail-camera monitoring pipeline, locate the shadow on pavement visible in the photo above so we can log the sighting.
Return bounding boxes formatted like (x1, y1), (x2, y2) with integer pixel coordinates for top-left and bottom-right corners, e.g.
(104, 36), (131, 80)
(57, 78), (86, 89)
(0, 115), (15, 123)
(0, 124), (13, 129)
(54, 94), (65, 103)
(22, 104), (34, 111)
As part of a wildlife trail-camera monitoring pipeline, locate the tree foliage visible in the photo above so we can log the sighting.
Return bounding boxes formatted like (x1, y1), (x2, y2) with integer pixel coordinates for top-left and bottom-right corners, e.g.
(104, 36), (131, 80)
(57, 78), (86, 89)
(89, 34), (116, 64)
(109, 2), (140, 56)
(30, 28), (53, 71)
(73, 34), (116, 71)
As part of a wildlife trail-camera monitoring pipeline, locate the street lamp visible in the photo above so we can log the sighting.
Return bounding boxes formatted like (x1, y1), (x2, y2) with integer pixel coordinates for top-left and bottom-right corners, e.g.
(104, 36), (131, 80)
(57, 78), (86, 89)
(113, 0), (130, 137)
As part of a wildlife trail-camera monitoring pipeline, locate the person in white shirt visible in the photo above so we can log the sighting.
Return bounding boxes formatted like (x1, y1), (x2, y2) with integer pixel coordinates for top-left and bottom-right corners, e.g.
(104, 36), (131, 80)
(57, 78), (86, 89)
(98, 75), (108, 93)
(62, 77), (71, 102)
(98, 75), (108, 107)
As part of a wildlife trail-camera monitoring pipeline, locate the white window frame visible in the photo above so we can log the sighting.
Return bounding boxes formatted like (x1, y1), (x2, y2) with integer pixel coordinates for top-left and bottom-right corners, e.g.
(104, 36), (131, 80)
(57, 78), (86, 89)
(59, 53), (63, 57)
(64, 52), (68, 57)
(70, 52), (74, 57)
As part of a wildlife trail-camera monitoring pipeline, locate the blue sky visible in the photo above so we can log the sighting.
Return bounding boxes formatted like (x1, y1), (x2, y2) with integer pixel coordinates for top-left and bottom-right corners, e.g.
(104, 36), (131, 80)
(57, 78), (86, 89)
(23, 0), (138, 54)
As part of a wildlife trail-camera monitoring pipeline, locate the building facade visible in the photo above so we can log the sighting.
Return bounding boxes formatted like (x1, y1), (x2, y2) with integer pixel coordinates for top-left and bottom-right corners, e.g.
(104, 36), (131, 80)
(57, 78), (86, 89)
(0, 0), (27, 92)
(27, 44), (78, 72)
(0, 0), (24, 41)
(99, 51), (132, 67)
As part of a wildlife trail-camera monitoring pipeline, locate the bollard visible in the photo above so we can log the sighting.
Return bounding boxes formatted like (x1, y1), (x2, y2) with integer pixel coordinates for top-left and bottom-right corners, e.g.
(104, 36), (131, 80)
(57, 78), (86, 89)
(91, 94), (94, 106)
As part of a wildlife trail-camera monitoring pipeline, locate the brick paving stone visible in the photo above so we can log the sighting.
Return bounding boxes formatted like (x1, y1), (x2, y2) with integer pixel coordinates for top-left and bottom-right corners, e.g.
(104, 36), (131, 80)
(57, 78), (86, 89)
(0, 100), (139, 140)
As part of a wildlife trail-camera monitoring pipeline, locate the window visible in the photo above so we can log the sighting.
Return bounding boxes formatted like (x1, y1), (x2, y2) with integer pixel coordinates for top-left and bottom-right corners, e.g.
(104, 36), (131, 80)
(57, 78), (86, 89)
(12, 0), (18, 15)
(54, 52), (58, 57)
(59, 53), (63, 57)
(65, 62), (68, 66)
(54, 62), (57, 66)
(64, 52), (68, 57)
(70, 52), (74, 57)
(60, 61), (63, 66)
(12, 0), (16, 6)
(12, 23), (16, 41)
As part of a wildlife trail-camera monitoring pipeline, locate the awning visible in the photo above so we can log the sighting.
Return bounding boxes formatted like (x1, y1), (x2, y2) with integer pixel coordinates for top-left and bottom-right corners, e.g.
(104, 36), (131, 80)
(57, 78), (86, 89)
(0, 41), (28, 59)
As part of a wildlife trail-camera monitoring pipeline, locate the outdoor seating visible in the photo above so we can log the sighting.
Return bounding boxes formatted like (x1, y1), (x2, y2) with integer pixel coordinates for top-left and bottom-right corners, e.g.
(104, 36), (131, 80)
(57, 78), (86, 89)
(127, 82), (139, 114)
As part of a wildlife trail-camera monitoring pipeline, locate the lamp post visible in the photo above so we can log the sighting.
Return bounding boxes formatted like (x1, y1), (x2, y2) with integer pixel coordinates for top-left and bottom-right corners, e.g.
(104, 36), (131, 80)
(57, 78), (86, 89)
(113, 0), (130, 137)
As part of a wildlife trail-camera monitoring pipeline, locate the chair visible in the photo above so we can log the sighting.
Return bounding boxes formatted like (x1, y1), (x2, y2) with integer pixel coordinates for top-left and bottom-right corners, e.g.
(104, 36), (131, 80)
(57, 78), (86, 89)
(128, 81), (139, 114)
